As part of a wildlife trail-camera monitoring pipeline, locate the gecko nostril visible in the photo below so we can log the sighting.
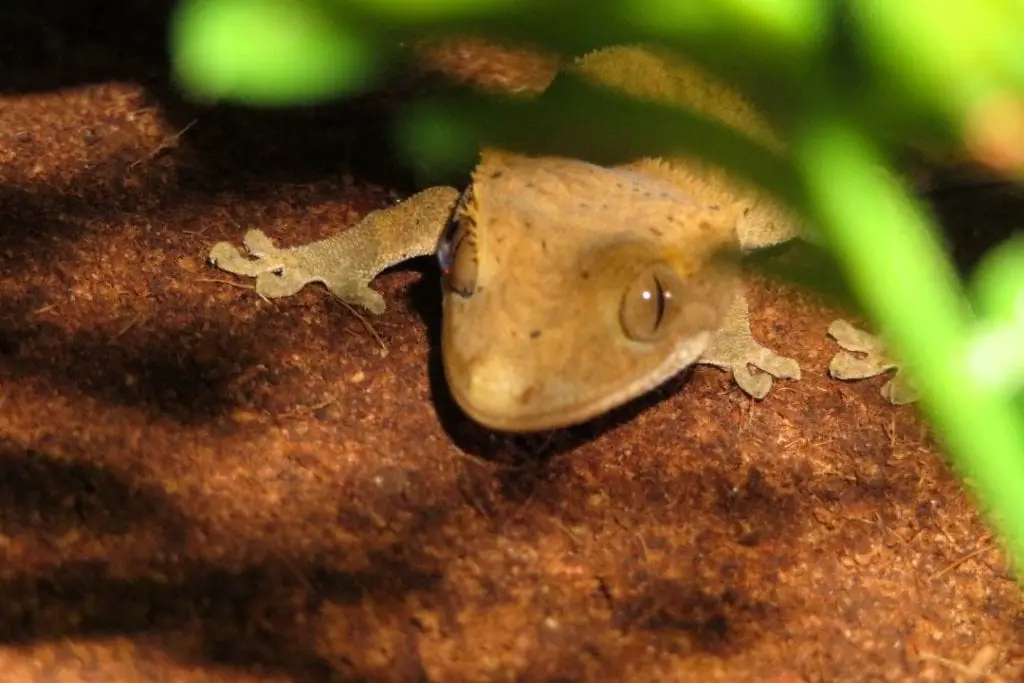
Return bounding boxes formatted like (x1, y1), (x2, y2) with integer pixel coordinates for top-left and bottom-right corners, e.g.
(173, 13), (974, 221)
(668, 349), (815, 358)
(270, 267), (285, 276)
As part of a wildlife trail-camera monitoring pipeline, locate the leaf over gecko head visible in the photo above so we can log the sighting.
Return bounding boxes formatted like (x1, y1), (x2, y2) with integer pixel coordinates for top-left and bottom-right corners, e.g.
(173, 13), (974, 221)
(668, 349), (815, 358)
(438, 151), (743, 432)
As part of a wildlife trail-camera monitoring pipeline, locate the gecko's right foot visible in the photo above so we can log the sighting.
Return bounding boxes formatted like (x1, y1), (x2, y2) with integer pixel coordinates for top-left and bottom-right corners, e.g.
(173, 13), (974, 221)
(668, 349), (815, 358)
(208, 186), (459, 316)
(209, 230), (386, 313)
(827, 319), (917, 404)
(209, 229), (315, 299)
(702, 333), (801, 399)
(697, 292), (801, 399)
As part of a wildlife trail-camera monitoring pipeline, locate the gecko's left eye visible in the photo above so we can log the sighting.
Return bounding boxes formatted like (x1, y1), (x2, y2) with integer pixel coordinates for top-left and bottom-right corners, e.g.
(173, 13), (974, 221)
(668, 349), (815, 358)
(437, 212), (478, 298)
(620, 263), (683, 342)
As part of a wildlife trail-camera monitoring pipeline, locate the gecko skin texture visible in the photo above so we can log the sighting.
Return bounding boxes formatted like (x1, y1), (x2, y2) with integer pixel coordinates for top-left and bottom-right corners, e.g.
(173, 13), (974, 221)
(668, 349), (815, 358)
(208, 45), (907, 432)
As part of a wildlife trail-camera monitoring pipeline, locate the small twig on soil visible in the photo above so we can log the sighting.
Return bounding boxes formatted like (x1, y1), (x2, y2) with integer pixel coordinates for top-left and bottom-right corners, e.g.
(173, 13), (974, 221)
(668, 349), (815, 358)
(931, 541), (996, 579)
(334, 298), (389, 357)
(129, 118), (197, 170)
(278, 395), (337, 420)
(126, 107), (157, 119)
(530, 431), (557, 456)
(635, 532), (649, 563)
(114, 313), (144, 339)
(919, 644), (1001, 683)
(551, 519), (580, 544)
(309, 396), (337, 412)
(194, 277), (255, 291)
(935, 518), (962, 551)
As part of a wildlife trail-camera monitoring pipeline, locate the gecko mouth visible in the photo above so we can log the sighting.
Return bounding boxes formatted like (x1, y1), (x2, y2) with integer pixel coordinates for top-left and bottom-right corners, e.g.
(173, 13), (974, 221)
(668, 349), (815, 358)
(444, 332), (711, 433)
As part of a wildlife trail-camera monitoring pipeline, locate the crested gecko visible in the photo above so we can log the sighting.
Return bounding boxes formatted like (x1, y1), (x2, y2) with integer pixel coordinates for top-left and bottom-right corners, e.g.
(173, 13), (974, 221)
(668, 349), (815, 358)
(207, 45), (909, 431)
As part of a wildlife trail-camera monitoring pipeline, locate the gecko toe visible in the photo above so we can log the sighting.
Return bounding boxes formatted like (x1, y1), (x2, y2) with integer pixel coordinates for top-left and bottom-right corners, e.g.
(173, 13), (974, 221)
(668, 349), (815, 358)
(733, 365), (772, 399)
(208, 241), (267, 276)
(829, 351), (882, 380)
(733, 351), (799, 399)
(756, 353), (801, 380)
(208, 241), (241, 265)
(881, 376), (918, 405)
(326, 283), (387, 315)
(242, 229), (278, 256)
(827, 318), (881, 354)
(253, 269), (310, 299)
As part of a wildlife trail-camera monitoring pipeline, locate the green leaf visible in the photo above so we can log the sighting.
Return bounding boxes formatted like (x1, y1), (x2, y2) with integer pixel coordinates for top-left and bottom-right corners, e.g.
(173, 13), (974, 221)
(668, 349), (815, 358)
(171, 0), (386, 105)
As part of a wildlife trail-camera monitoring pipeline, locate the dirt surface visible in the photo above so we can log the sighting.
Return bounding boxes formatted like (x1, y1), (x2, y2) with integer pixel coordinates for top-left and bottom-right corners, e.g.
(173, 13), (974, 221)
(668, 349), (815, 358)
(2, 6), (1024, 683)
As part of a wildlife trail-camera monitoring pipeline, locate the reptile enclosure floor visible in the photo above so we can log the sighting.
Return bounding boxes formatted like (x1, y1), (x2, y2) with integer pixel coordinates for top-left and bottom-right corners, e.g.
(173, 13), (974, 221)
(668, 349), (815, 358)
(1, 6), (1023, 682)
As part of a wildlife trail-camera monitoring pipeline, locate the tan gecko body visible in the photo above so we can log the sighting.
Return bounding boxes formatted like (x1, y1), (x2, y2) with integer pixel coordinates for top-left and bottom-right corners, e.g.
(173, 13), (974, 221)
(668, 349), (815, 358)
(209, 45), (905, 432)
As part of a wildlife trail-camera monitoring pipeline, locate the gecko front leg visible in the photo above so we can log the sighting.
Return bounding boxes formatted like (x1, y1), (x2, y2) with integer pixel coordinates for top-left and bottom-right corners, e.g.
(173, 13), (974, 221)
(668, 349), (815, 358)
(208, 186), (460, 314)
(695, 196), (801, 398)
(827, 319), (918, 404)
(698, 289), (801, 399)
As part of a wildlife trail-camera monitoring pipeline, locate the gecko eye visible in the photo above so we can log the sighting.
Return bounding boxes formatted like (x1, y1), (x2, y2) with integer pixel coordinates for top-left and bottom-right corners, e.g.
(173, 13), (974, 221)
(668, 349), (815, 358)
(437, 212), (478, 298)
(620, 263), (683, 342)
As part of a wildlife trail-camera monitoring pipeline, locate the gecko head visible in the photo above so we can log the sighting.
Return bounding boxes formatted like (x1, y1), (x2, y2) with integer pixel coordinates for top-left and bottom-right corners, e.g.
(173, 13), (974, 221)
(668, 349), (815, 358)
(436, 153), (741, 433)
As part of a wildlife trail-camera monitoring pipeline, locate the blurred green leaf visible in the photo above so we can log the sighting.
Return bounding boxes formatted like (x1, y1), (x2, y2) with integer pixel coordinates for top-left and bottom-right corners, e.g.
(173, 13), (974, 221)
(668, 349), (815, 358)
(397, 74), (804, 206)
(171, 0), (387, 105)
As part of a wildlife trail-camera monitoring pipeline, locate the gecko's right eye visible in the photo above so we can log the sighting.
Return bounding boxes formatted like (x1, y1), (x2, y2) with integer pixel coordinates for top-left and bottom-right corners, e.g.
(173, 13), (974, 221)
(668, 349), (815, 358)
(437, 214), (478, 298)
(619, 263), (683, 342)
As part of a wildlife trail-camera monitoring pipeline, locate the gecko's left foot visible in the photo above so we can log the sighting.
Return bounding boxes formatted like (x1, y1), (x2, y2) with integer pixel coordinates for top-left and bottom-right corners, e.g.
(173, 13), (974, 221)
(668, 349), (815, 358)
(827, 319), (917, 404)
(209, 229), (311, 298)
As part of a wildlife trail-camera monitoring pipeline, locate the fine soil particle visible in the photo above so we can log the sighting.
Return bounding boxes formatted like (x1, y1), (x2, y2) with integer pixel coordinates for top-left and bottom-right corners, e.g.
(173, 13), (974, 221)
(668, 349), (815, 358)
(2, 6), (1024, 683)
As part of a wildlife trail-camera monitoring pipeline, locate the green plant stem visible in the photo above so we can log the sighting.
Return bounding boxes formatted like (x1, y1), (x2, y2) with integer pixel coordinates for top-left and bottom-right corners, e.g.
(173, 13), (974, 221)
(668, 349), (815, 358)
(794, 111), (1024, 564)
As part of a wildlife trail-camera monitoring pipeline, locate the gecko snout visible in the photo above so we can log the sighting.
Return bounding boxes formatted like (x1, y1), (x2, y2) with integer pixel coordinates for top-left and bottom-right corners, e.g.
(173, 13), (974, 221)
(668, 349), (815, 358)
(452, 354), (537, 426)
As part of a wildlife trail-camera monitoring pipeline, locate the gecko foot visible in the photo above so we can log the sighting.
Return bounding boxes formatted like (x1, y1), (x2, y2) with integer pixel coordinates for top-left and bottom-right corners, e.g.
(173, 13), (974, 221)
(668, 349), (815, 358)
(699, 295), (801, 399)
(207, 186), (460, 316)
(827, 319), (917, 404)
(208, 229), (386, 314)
